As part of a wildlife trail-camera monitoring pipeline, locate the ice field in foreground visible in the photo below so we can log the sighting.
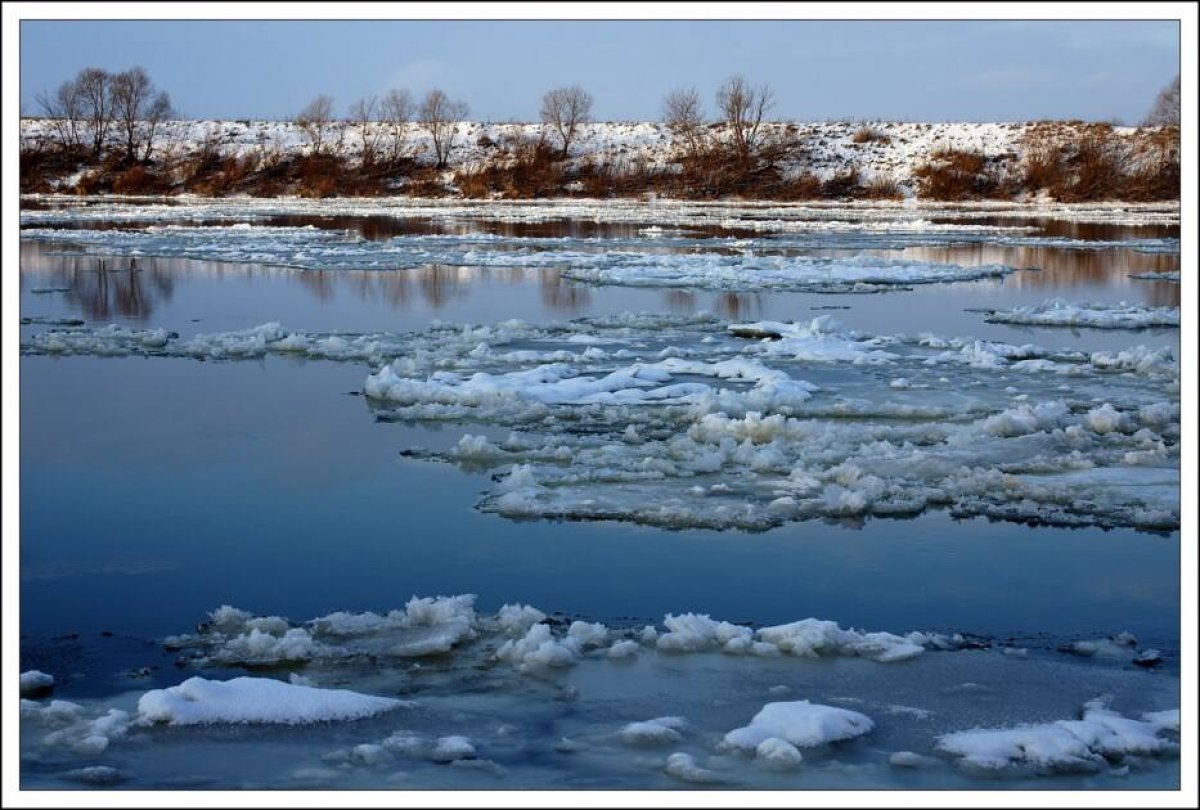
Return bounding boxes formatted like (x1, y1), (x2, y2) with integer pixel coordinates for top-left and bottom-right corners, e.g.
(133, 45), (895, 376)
(19, 597), (1180, 789)
(22, 312), (1180, 532)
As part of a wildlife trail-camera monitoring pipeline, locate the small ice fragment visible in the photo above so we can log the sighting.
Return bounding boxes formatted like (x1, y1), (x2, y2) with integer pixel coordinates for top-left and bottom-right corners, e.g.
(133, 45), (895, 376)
(664, 752), (720, 784)
(431, 736), (476, 762)
(755, 737), (804, 769)
(619, 716), (687, 745)
(889, 751), (940, 769)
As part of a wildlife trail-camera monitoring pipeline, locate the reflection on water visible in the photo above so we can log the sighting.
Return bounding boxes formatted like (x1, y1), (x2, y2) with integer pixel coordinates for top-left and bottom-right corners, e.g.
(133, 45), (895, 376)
(896, 244), (1180, 307)
(18, 251), (176, 321)
(540, 269), (591, 313)
(18, 211), (1181, 340)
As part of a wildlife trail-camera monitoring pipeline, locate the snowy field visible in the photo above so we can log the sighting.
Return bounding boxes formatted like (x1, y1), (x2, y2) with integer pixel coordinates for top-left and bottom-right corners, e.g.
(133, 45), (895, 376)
(18, 195), (1181, 790)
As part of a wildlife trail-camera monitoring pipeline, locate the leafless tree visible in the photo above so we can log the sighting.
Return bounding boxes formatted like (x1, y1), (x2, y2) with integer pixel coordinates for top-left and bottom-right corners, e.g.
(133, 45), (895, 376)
(77, 67), (114, 157)
(111, 67), (173, 162)
(1144, 75), (1180, 126)
(419, 89), (469, 168)
(716, 75), (774, 157)
(540, 85), (593, 157)
(36, 78), (86, 151)
(381, 88), (413, 162)
(347, 95), (385, 166)
(140, 91), (174, 161)
(663, 87), (705, 155)
(297, 94), (335, 154)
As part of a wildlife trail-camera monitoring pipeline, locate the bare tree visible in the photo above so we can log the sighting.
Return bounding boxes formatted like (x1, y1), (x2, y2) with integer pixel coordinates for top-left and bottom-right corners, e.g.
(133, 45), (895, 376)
(663, 87), (705, 155)
(540, 85), (593, 158)
(36, 78), (85, 151)
(1144, 75), (1180, 126)
(77, 67), (114, 157)
(347, 95), (385, 166)
(297, 94), (335, 154)
(139, 91), (173, 161)
(381, 88), (413, 162)
(419, 89), (469, 168)
(716, 75), (774, 157)
(111, 67), (173, 162)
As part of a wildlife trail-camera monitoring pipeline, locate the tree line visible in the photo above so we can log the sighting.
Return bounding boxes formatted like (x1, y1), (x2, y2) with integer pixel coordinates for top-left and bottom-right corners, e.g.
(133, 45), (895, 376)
(36, 66), (173, 162)
(32, 66), (1179, 171)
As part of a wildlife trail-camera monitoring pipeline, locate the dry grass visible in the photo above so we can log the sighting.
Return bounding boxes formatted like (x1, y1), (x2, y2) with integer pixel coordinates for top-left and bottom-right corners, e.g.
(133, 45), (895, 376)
(850, 126), (891, 146)
(912, 148), (1007, 200)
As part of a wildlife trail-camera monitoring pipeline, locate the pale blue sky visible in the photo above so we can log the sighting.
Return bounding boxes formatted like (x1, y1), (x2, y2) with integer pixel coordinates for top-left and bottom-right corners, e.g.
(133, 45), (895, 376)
(19, 20), (1180, 123)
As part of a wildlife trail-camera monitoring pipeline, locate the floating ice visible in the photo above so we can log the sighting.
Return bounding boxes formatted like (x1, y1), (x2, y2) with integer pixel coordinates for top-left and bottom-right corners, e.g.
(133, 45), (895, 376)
(136, 676), (407, 726)
(663, 752), (721, 784)
(495, 623), (583, 672)
(1129, 271), (1181, 282)
(20, 670), (54, 695)
(18, 195), (1180, 230)
(755, 737), (805, 769)
(935, 698), (1179, 773)
(562, 254), (1016, 293)
(982, 300), (1179, 330)
(724, 701), (875, 750)
(21, 313), (1179, 532)
(619, 716), (688, 746)
(431, 736), (477, 762)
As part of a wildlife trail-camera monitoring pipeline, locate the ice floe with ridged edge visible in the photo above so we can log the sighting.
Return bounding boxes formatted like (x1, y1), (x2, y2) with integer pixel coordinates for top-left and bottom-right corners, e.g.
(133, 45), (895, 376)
(20, 314), (1179, 532)
(935, 698), (1180, 774)
(981, 299), (1179, 329)
(163, 595), (478, 665)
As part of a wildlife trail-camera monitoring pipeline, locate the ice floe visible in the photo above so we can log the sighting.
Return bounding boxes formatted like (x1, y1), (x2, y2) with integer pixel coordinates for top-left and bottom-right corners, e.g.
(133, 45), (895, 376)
(981, 299), (1179, 329)
(21, 311), (1179, 532)
(723, 701), (875, 750)
(935, 698), (1179, 774)
(136, 676), (407, 725)
(17, 195), (1181, 230)
(20, 222), (1025, 293)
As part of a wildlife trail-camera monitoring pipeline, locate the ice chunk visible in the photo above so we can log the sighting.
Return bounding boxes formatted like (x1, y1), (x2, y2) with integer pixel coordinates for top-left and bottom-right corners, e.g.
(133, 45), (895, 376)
(755, 737), (805, 769)
(20, 670), (54, 695)
(663, 752), (721, 784)
(350, 744), (392, 765)
(136, 676), (407, 726)
(496, 603), (547, 637)
(656, 613), (754, 653)
(606, 640), (640, 659)
(619, 716), (687, 746)
(936, 699), (1179, 773)
(431, 736), (476, 762)
(567, 620), (609, 649)
(724, 701), (875, 750)
(495, 623), (581, 671)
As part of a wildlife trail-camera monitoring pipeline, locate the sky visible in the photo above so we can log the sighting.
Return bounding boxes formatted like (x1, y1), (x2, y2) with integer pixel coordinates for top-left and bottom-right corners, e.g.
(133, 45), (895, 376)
(18, 19), (1181, 123)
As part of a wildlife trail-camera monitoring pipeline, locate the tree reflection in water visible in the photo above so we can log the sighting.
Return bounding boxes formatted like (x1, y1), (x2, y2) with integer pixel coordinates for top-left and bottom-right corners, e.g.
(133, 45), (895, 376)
(540, 269), (591, 313)
(29, 253), (177, 322)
